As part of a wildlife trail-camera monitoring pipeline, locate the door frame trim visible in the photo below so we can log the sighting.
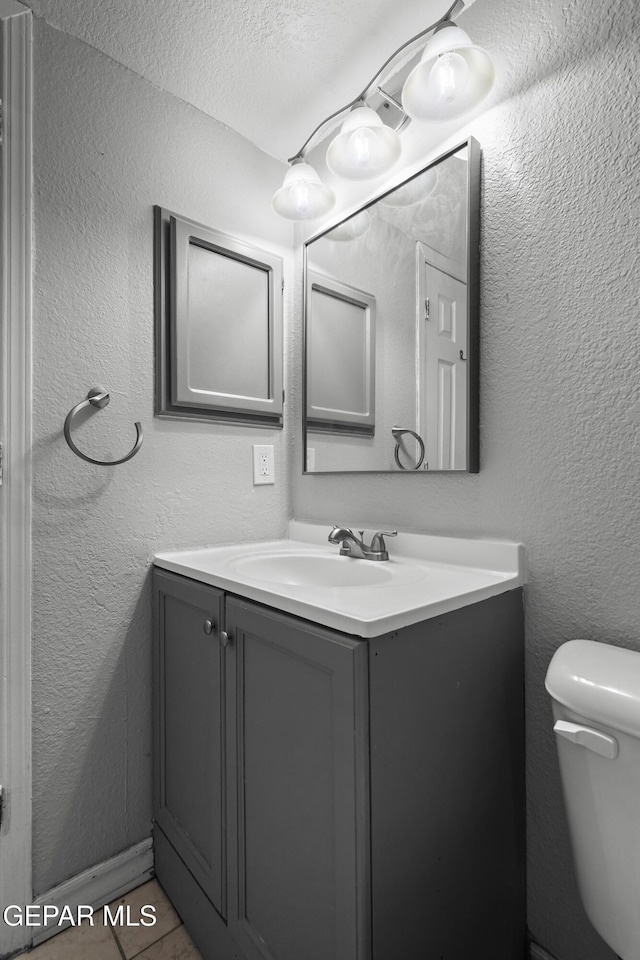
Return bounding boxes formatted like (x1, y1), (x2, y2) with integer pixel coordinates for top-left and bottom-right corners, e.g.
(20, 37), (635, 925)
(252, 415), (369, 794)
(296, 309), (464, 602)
(0, 2), (32, 952)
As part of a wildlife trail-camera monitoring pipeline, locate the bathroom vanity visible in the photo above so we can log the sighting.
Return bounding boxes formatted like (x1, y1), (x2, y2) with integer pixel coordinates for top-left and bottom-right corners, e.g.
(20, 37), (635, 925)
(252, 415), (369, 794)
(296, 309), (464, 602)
(152, 523), (525, 960)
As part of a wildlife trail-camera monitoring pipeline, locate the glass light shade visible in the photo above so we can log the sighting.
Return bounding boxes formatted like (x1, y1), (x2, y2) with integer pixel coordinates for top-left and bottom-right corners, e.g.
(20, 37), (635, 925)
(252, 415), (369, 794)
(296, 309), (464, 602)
(326, 105), (402, 180)
(379, 167), (438, 207)
(325, 209), (372, 241)
(401, 22), (494, 122)
(272, 161), (335, 220)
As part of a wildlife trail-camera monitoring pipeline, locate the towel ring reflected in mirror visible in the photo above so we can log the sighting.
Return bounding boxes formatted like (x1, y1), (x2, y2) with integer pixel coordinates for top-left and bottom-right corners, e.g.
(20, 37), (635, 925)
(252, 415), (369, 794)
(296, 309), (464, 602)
(392, 427), (425, 470)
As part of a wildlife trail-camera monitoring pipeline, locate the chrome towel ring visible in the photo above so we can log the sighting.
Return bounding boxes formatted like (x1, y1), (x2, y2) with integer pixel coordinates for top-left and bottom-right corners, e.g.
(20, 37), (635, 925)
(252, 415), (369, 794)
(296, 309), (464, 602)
(392, 427), (425, 471)
(64, 388), (143, 466)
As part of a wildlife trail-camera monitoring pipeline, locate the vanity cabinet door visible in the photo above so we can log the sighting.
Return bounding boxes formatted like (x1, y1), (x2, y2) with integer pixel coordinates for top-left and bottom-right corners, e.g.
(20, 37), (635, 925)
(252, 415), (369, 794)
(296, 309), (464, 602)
(153, 570), (227, 920)
(224, 597), (371, 960)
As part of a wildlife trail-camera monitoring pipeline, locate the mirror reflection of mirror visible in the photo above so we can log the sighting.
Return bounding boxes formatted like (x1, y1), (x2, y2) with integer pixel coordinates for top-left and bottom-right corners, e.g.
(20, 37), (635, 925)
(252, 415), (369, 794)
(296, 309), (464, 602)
(306, 272), (376, 436)
(304, 137), (479, 474)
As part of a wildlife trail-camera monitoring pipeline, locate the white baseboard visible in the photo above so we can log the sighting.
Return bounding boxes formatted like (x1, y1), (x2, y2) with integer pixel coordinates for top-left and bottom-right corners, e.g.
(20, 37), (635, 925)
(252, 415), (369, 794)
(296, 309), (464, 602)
(531, 944), (557, 960)
(32, 838), (154, 946)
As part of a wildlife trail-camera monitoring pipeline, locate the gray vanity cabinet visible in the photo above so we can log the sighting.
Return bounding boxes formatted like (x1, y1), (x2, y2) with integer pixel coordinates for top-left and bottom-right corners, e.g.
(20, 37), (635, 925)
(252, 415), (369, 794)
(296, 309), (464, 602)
(153, 572), (226, 918)
(224, 596), (370, 960)
(153, 568), (525, 960)
(153, 570), (370, 960)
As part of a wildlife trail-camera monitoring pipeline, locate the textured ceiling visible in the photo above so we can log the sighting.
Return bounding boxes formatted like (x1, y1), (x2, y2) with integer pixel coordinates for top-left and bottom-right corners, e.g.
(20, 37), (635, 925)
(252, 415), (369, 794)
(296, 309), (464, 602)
(21, 0), (478, 160)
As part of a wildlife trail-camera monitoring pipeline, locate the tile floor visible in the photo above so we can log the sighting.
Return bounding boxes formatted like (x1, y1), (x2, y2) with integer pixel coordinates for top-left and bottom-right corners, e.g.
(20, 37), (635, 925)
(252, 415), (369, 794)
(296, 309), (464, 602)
(15, 879), (203, 960)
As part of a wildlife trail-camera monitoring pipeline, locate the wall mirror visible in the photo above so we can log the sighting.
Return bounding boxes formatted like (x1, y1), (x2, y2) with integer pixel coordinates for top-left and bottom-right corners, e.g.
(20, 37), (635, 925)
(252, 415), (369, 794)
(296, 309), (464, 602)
(303, 137), (480, 473)
(155, 207), (284, 427)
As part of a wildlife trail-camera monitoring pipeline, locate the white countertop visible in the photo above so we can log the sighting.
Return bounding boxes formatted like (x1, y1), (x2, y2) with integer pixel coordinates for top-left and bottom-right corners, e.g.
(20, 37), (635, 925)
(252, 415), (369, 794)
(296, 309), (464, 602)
(154, 520), (524, 638)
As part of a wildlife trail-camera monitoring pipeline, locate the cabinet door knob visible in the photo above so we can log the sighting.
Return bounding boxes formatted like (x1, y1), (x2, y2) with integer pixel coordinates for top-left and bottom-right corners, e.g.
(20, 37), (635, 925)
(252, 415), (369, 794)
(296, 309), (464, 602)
(219, 630), (230, 648)
(203, 619), (215, 635)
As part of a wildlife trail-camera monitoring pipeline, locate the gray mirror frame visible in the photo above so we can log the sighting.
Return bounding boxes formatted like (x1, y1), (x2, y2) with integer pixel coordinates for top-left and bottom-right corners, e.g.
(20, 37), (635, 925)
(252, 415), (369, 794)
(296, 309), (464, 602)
(154, 206), (284, 427)
(302, 136), (480, 474)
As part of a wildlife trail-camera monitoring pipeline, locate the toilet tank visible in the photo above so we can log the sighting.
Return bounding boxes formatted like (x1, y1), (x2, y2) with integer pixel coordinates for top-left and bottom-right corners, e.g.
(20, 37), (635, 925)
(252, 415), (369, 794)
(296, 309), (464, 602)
(545, 639), (640, 960)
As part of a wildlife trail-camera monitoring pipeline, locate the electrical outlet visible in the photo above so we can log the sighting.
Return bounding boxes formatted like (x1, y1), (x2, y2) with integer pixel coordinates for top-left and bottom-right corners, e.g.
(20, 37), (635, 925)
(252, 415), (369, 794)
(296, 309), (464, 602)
(252, 444), (275, 485)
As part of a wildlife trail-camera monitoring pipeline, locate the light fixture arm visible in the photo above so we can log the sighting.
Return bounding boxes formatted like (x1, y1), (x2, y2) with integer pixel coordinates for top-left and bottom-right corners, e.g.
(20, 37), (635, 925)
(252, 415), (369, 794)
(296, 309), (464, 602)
(374, 87), (412, 134)
(375, 88), (403, 111)
(287, 0), (465, 163)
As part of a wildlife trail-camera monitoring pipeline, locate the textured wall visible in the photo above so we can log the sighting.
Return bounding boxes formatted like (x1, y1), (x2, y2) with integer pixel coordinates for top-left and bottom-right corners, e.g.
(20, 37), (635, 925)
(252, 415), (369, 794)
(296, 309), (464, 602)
(20, 0), (479, 159)
(31, 20), (292, 894)
(293, 0), (640, 958)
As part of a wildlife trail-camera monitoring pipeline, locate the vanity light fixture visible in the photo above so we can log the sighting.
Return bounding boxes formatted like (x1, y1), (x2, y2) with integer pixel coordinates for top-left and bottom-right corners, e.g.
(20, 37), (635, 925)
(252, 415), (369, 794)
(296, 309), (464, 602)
(326, 103), (402, 181)
(271, 158), (335, 221)
(272, 0), (493, 221)
(401, 20), (494, 122)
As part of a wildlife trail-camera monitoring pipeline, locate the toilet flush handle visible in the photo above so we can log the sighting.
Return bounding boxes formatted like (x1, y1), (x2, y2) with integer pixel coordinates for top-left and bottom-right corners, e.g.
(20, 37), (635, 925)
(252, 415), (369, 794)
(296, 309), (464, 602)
(553, 720), (618, 759)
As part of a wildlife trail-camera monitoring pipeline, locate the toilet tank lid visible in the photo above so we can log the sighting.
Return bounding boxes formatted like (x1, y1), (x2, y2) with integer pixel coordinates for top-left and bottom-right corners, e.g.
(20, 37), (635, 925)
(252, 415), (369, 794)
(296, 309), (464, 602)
(545, 639), (640, 738)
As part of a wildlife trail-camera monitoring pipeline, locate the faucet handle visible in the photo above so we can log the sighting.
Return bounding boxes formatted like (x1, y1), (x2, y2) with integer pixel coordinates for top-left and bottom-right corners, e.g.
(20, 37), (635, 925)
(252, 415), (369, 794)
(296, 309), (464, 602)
(370, 530), (397, 552)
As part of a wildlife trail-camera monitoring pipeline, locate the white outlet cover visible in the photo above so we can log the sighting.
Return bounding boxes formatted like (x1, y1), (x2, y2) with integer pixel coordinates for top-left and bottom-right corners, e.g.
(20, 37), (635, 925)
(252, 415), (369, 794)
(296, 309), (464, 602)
(252, 444), (274, 485)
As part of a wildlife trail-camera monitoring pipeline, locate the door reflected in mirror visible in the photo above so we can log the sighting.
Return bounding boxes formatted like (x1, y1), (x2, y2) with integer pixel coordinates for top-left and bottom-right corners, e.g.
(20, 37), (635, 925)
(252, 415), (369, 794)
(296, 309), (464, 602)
(303, 137), (480, 473)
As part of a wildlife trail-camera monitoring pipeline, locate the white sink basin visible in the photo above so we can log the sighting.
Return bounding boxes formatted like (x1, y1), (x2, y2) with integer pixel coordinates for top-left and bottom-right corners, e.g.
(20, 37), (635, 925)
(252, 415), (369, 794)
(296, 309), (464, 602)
(229, 552), (399, 588)
(155, 521), (524, 637)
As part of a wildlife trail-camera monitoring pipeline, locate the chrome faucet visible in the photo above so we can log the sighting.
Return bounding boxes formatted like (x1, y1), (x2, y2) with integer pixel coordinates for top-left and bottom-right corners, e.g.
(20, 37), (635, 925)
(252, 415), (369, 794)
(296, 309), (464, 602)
(328, 525), (397, 561)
